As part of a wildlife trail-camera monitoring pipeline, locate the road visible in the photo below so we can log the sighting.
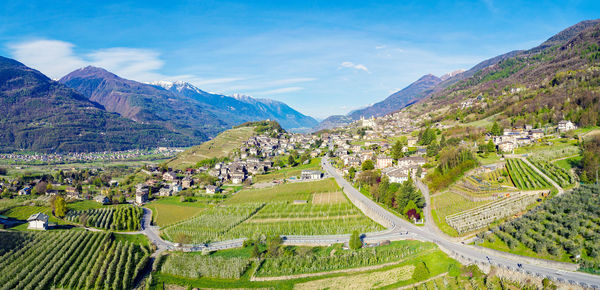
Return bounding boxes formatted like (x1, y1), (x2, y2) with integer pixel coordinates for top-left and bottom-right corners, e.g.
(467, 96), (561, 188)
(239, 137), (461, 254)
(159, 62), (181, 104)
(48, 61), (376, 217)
(319, 157), (600, 288)
(136, 157), (600, 288)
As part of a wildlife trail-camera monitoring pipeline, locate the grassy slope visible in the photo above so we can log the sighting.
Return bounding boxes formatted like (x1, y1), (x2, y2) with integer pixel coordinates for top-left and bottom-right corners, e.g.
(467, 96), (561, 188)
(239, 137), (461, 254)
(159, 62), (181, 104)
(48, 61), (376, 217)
(167, 126), (256, 169)
(225, 178), (339, 204)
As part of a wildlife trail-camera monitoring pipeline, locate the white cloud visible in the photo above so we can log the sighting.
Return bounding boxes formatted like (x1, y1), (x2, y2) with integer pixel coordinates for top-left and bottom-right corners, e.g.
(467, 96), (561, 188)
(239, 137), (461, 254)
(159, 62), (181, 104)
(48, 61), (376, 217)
(8, 39), (168, 81)
(253, 86), (303, 96)
(8, 40), (87, 79)
(340, 61), (369, 73)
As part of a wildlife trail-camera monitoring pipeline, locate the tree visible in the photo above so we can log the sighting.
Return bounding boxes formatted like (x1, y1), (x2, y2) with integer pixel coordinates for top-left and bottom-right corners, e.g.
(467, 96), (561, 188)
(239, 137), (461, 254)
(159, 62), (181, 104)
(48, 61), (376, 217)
(349, 230), (362, 250)
(251, 244), (261, 258)
(486, 139), (496, 153)
(361, 160), (374, 171)
(348, 167), (356, 180)
(35, 181), (48, 195)
(391, 140), (405, 161)
(412, 261), (430, 281)
(53, 195), (67, 218)
(287, 155), (296, 167)
(490, 121), (502, 136)
(418, 127), (436, 145)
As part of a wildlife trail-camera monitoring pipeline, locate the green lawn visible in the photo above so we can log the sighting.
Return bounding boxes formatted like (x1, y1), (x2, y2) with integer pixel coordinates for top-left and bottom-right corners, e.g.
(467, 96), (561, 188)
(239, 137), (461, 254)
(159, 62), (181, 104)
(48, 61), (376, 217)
(113, 233), (151, 247)
(253, 158), (321, 183)
(2, 205), (66, 230)
(145, 201), (207, 227)
(67, 200), (106, 211)
(554, 155), (582, 171)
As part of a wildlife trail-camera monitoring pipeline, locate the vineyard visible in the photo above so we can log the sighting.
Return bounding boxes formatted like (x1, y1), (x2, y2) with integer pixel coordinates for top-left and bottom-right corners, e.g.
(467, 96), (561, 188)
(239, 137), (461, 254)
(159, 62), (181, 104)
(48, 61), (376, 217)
(527, 158), (575, 187)
(0, 231), (150, 290)
(162, 203), (265, 244)
(255, 240), (435, 276)
(161, 179), (381, 244)
(161, 253), (251, 279)
(505, 159), (550, 190)
(65, 206), (144, 231)
(452, 167), (516, 199)
(482, 185), (600, 270)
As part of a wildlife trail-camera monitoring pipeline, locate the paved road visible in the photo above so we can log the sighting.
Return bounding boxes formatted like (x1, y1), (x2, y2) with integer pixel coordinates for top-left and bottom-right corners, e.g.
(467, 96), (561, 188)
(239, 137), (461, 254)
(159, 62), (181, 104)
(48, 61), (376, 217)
(320, 157), (600, 288)
(136, 157), (600, 287)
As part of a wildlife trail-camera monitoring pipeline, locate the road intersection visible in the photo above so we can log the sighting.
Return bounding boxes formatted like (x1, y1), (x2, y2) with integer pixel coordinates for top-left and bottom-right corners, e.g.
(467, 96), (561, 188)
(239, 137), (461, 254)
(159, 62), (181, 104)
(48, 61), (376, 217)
(139, 156), (600, 287)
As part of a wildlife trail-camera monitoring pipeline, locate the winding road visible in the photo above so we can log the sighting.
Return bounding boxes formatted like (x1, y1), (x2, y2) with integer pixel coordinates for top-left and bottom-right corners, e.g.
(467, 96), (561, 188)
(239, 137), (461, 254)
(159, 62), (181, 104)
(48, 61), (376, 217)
(139, 156), (600, 288)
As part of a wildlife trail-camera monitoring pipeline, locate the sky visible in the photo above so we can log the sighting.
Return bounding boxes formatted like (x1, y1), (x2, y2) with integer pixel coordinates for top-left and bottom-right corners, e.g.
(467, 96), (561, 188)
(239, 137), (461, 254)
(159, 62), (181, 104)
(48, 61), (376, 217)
(1, 1), (599, 119)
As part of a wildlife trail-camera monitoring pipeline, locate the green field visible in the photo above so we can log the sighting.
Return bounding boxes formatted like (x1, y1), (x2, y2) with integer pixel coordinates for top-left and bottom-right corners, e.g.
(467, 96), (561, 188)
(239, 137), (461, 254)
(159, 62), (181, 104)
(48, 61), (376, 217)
(0, 231), (151, 289)
(253, 158), (322, 183)
(161, 179), (382, 243)
(144, 196), (211, 227)
(65, 206), (144, 231)
(431, 191), (491, 237)
(167, 126), (256, 169)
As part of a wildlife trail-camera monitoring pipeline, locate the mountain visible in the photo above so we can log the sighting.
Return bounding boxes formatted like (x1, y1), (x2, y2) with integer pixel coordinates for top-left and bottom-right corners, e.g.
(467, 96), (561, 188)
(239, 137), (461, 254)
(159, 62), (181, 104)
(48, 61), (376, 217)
(59, 67), (226, 142)
(411, 19), (600, 127)
(150, 81), (318, 130)
(315, 74), (442, 130)
(0, 56), (193, 153)
(348, 74), (442, 120)
(313, 115), (354, 132)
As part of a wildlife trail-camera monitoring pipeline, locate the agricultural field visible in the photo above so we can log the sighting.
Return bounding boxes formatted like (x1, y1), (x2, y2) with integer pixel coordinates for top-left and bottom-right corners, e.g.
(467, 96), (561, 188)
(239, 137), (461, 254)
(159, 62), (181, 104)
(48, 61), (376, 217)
(161, 253), (251, 279)
(253, 157), (322, 183)
(162, 203), (265, 244)
(528, 158), (576, 188)
(154, 241), (463, 289)
(505, 159), (551, 190)
(65, 206), (143, 231)
(452, 167), (516, 199)
(0, 231), (150, 290)
(144, 196), (210, 227)
(256, 240), (434, 276)
(431, 191), (492, 237)
(161, 178), (382, 244)
(481, 185), (600, 272)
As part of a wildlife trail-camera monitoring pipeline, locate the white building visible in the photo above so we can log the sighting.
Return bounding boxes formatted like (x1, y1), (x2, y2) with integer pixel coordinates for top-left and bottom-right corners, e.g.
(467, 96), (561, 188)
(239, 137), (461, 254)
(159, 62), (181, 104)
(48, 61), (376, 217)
(301, 170), (323, 180)
(558, 120), (576, 132)
(27, 212), (49, 230)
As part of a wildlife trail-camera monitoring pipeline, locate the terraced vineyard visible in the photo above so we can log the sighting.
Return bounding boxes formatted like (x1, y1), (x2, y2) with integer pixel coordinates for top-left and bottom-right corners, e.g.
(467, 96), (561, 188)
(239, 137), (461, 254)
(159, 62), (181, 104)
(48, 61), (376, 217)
(528, 158), (575, 187)
(505, 159), (550, 190)
(65, 206), (144, 231)
(161, 179), (382, 244)
(0, 231), (150, 290)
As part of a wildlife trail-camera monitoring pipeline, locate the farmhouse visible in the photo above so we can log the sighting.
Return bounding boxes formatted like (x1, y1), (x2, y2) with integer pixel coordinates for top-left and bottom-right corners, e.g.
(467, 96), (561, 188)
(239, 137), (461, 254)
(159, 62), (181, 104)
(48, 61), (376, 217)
(136, 191), (149, 204)
(558, 120), (577, 132)
(94, 195), (110, 204)
(205, 185), (220, 194)
(301, 170), (323, 180)
(27, 212), (49, 230)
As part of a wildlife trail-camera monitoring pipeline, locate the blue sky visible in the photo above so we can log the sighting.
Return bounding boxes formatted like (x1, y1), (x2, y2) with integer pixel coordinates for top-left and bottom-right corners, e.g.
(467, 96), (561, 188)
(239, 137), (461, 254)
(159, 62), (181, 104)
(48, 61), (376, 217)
(1, 1), (599, 119)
